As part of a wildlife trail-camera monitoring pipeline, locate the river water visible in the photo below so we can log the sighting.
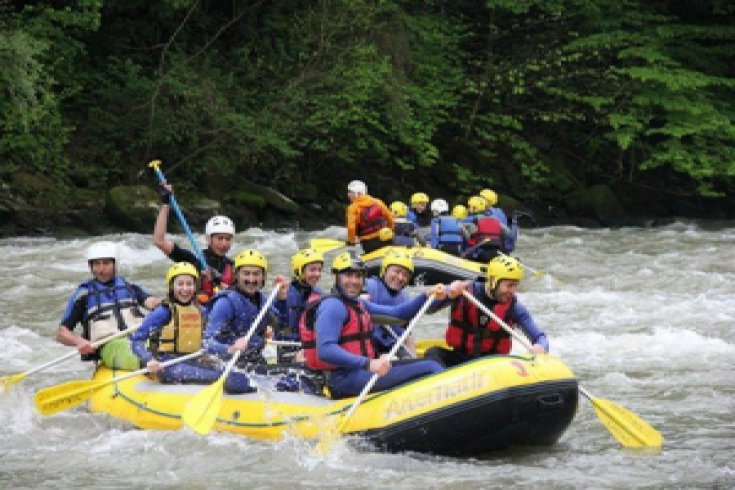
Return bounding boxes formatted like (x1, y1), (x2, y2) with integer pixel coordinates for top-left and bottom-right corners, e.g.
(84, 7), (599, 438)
(1, 222), (733, 488)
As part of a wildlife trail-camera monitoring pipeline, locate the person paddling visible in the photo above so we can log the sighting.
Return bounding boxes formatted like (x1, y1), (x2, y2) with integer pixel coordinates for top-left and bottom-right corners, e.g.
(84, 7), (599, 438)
(425, 255), (548, 367)
(299, 251), (445, 399)
(153, 183), (236, 304)
(130, 263), (251, 392)
(204, 249), (289, 367)
(55, 241), (160, 370)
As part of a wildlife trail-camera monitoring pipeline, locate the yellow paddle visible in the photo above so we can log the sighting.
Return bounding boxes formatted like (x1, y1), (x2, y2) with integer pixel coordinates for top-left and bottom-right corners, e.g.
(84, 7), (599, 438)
(181, 287), (280, 435)
(308, 238), (350, 254)
(1, 325), (140, 394)
(314, 293), (437, 455)
(461, 290), (663, 448)
(34, 350), (203, 416)
(496, 251), (546, 279)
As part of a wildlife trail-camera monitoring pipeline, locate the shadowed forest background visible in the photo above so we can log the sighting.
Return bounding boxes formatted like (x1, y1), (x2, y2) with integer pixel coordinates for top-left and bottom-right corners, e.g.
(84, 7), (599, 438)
(1, 0), (733, 235)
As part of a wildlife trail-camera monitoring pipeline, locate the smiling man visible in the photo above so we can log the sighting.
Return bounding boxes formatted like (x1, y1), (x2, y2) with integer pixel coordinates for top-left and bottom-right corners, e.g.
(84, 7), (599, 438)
(365, 250), (417, 358)
(425, 254), (548, 367)
(203, 249), (289, 367)
(299, 251), (445, 399)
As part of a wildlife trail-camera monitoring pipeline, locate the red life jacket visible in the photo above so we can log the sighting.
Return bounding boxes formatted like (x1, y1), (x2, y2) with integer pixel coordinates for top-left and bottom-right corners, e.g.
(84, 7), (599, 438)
(200, 262), (234, 303)
(446, 295), (515, 355)
(357, 203), (388, 237)
(467, 216), (502, 247)
(299, 295), (375, 371)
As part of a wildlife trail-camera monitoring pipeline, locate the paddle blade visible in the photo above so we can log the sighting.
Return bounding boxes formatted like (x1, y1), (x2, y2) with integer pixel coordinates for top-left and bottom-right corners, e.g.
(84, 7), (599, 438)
(309, 238), (345, 253)
(181, 378), (226, 435)
(34, 380), (103, 416)
(589, 396), (663, 448)
(311, 415), (344, 456)
(0, 373), (28, 393)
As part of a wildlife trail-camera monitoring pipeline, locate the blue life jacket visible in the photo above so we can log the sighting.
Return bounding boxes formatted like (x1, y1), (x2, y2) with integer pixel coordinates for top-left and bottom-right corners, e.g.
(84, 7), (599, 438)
(435, 216), (463, 245)
(81, 277), (146, 342)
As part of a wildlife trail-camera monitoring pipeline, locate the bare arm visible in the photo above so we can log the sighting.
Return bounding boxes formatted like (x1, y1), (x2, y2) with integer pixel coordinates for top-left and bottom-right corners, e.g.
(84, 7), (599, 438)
(55, 326), (94, 354)
(153, 204), (175, 255)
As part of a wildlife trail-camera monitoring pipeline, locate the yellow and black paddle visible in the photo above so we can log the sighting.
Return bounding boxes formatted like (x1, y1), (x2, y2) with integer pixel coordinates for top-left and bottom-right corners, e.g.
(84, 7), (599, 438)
(181, 287), (280, 435)
(34, 350), (204, 416)
(462, 290), (663, 448)
(313, 293), (437, 455)
(1, 326), (140, 394)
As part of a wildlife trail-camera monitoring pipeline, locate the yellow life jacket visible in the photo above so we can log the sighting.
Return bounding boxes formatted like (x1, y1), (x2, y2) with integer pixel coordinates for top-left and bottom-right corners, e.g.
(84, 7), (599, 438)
(153, 302), (203, 354)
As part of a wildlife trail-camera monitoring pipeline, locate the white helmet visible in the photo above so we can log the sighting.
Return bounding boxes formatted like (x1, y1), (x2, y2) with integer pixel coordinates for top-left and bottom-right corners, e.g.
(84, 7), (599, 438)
(430, 198), (449, 215)
(86, 241), (118, 263)
(347, 180), (367, 195)
(205, 215), (235, 237)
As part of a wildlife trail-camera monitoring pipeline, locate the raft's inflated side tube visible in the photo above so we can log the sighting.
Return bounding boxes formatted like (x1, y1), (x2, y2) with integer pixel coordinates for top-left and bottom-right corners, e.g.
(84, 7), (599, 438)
(88, 354), (577, 456)
(363, 246), (486, 285)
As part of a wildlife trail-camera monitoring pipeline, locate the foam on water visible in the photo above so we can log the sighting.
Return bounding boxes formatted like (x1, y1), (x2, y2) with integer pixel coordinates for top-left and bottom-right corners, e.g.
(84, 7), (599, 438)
(1, 223), (735, 488)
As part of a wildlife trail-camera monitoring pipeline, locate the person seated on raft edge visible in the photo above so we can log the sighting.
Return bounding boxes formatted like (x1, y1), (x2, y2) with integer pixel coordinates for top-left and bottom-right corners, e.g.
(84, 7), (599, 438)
(461, 195), (510, 263)
(428, 198), (468, 257)
(364, 250), (418, 359)
(389, 201), (426, 248)
(298, 251), (449, 400)
(280, 248), (326, 364)
(479, 188), (519, 254)
(55, 241), (161, 370)
(424, 255), (548, 368)
(203, 249), (289, 372)
(345, 180), (395, 255)
(153, 182), (236, 305)
(130, 262), (252, 393)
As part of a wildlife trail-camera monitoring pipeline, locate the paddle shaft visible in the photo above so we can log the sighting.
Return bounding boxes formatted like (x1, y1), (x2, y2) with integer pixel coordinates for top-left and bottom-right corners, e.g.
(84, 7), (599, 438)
(23, 325), (139, 378)
(219, 287), (280, 379)
(148, 160), (207, 271)
(497, 251), (543, 277)
(337, 293), (436, 431)
(461, 290), (535, 352)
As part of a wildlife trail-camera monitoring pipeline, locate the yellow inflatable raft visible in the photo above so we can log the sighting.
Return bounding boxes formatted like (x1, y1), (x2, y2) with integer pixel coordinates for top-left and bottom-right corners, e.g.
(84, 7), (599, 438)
(362, 246), (486, 285)
(89, 353), (578, 456)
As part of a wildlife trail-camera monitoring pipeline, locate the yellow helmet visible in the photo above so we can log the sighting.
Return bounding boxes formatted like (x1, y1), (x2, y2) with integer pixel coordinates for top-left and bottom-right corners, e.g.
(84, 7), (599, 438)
(234, 249), (268, 271)
(380, 250), (414, 277)
(486, 255), (524, 289)
(468, 195), (487, 213)
(390, 201), (408, 218)
(410, 192), (430, 206)
(452, 204), (468, 219)
(479, 189), (498, 206)
(166, 262), (199, 288)
(331, 251), (366, 274)
(291, 248), (324, 280)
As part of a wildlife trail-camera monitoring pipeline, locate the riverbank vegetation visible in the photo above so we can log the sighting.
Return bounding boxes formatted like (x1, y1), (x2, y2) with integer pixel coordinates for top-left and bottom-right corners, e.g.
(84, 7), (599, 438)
(1, 1), (734, 235)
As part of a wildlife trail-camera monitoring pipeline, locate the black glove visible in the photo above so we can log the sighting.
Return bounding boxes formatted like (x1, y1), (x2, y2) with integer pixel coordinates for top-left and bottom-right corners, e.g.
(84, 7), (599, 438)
(156, 183), (171, 205)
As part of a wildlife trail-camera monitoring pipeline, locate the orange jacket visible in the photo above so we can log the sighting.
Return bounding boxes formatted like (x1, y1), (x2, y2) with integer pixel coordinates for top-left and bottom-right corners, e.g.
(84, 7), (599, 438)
(346, 194), (394, 243)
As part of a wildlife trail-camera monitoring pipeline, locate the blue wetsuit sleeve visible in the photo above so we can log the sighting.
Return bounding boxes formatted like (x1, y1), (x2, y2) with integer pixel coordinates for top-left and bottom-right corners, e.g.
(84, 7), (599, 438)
(364, 292), (429, 320)
(130, 306), (170, 363)
(512, 301), (549, 352)
(203, 298), (235, 356)
(504, 221), (518, 252)
(315, 299), (368, 370)
(59, 287), (87, 329)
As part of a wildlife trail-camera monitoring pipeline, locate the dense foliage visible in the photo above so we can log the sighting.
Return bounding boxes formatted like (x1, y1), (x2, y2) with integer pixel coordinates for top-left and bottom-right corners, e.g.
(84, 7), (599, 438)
(1, 0), (733, 210)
